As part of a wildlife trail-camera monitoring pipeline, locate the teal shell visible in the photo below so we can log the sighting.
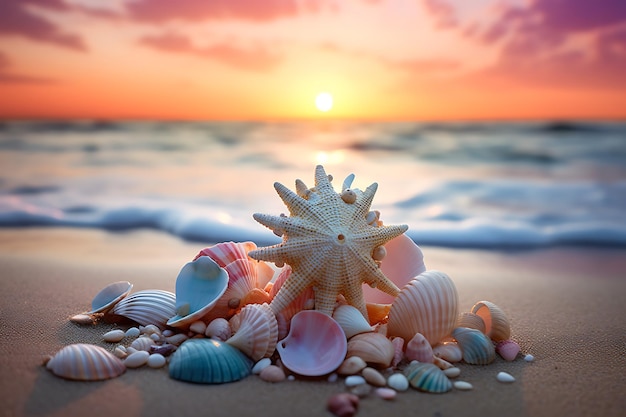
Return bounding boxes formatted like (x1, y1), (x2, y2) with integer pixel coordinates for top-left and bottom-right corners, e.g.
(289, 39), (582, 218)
(404, 362), (452, 393)
(169, 338), (253, 384)
(452, 327), (496, 365)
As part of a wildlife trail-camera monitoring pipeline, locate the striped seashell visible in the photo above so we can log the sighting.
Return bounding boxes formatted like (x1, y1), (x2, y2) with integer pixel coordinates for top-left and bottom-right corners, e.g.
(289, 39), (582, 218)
(87, 281), (133, 314)
(346, 332), (394, 369)
(169, 338), (253, 384)
(404, 361), (452, 393)
(226, 303), (278, 361)
(455, 312), (486, 334)
(204, 317), (232, 341)
(46, 343), (126, 381)
(194, 241), (257, 267)
(432, 341), (463, 363)
(452, 327), (496, 365)
(111, 289), (176, 330)
(387, 270), (459, 346)
(470, 301), (511, 342)
(332, 304), (373, 339)
(405, 332), (434, 363)
(390, 336), (405, 367)
(130, 336), (154, 352)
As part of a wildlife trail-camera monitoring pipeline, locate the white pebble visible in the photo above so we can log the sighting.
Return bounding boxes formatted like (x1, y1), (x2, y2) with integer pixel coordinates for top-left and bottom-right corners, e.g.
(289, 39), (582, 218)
(125, 327), (140, 338)
(124, 351), (149, 368)
(496, 371), (516, 383)
(113, 346), (127, 359)
(147, 353), (166, 368)
(103, 329), (125, 343)
(453, 381), (473, 391)
(126, 346), (138, 355)
(189, 321), (207, 335)
(387, 373), (409, 392)
(252, 358), (272, 374)
(142, 324), (161, 336)
(287, 375), (295, 381)
(345, 375), (366, 387)
(375, 387), (397, 400)
(443, 367), (461, 378)
(162, 329), (174, 337)
(524, 354), (535, 362)
(150, 333), (161, 342)
(327, 373), (338, 383)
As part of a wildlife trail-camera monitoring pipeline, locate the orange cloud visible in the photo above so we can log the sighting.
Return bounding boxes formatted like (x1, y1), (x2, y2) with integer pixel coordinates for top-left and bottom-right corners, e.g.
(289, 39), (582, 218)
(0, 51), (57, 84)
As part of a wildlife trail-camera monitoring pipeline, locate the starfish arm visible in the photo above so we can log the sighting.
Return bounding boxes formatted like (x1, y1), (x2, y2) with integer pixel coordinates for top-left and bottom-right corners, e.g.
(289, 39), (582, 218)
(313, 278), (341, 316)
(248, 243), (288, 264)
(274, 182), (309, 217)
(252, 212), (287, 235)
(342, 283), (369, 321)
(313, 165), (338, 201)
(354, 182), (378, 217)
(356, 224), (408, 248)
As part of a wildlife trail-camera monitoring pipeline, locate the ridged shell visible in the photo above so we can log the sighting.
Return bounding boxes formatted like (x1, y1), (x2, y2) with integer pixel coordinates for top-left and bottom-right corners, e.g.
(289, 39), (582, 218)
(404, 361), (452, 393)
(333, 304), (373, 339)
(470, 301), (511, 342)
(432, 341), (463, 363)
(452, 327), (496, 365)
(194, 241), (257, 267)
(169, 338), (253, 384)
(405, 333), (434, 363)
(276, 310), (347, 376)
(226, 303), (278, 361)
(46, 343), (126, 381)
(346, 332), (394, 369)
(496, 339), (521, 361)
(111, 289), (176, 329)
(167, 256), (229, 328)
(87, 281), (133, 314)
(204, 317), (232, 341)
(130, 336), (154, 352)
(387, 270), (459, 346)
(455, 312), (486, 334)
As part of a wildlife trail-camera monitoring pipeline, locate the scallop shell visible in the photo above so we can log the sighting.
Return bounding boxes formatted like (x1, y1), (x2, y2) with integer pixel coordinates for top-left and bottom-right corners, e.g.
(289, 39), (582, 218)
(169, 338), (253, 384)
(455, 312), (486, 334)
(452, 327), (496, 365)
(432, 341), (462, 363)
(111, 289), (176, 329)
(405, 332), (434, 363)
(46, 343), (126, 381)
(226, 303), (278, 361)
(204, 317), (232, 341)
(496, 339), (520, 361)
(166, 256), (229, 329)
(194, 241), (257, 266)
(276, 310), (347, 376)
(346, 332), (394, 369)
(470, 301), (511, 342)
(387, 270), (459, 346)
(87, 281), (133, 314)
(404, 361), (452, 393)
(333, 304), (373, 339)
(363, 233), (426, 304)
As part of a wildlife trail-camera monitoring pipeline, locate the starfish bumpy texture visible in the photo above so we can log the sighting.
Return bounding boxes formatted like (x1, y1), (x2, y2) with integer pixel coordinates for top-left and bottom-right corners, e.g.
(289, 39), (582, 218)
(248, 165), (408, 320)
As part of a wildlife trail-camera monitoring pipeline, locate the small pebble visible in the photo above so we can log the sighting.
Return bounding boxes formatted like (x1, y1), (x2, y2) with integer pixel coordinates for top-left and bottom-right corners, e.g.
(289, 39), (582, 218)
(327, 373), (338, 383)
(124, 351), (149, 368)
(149, 343), (176, 357)
(125, 327), (140, 338)
(259, 365), (286, 383)
(70, 314), (94, 325)
(345, 375), (366, 387)
(443, 367), (461, 378)
(147, 353), (166, 368)
(149, 333), (161, 342)
(189, 321), (207, 335)
(252, 358), (272, 374)
(496, 371), (516, 383)
(524, 354), (535, 362)
(162, 329), (174, 337)
(141, 324), (161, 336)
(103, 329), (125, 343)
(130, 336), (154, 352)
(453, 381), (473, 391)
(375, 387), (397, 400)
(387, 373), (409, 392)
(113, 346), (127, 359)
(287, 375), (295, 381)
(362, 367), (386, 387)
(327, 393), (359, 417)
(126, 346), (138, 355)
(349, 383), (372, 398)
(165, 333), (188, 346)
(337, 356), (367, 375)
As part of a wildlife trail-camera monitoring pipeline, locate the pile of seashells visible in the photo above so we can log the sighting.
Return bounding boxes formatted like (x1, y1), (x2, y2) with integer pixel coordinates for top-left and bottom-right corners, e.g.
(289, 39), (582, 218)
(44, 166), (534, 416)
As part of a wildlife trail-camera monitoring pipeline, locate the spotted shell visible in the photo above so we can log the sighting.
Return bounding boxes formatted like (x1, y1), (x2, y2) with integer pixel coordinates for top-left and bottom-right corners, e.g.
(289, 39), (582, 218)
(46, 343), (126, 381)
(470, 301), (511, 342)
(452, 327), (496, 365)
(404, 361), (452, 393)
(226, 303), (278, 361)
(111, 289), (176, 329)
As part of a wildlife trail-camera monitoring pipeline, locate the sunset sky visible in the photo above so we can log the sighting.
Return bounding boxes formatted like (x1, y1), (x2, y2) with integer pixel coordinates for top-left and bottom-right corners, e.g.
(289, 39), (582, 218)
(0, 0), (625, 121)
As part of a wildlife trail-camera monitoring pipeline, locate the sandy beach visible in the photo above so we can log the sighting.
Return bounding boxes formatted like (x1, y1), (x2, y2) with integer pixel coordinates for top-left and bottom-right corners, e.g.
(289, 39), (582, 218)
(1, 227), (625, 417)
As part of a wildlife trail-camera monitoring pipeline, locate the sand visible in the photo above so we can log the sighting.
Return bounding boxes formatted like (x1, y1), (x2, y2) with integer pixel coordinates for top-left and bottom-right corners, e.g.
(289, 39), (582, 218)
(1, 227), (625, 417)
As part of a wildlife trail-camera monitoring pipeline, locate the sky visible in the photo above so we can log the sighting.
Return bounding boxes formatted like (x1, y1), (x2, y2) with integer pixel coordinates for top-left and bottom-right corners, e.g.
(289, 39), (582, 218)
(0, 0), (625, 121)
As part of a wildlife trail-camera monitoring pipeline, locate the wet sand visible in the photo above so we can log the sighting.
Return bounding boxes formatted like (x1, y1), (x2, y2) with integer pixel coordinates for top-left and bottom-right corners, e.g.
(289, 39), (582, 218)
(1, 228), (625, 417)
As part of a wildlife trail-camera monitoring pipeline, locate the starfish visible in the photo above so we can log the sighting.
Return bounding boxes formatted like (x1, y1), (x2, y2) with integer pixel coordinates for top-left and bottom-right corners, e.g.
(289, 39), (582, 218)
(248, 165), (408, 320)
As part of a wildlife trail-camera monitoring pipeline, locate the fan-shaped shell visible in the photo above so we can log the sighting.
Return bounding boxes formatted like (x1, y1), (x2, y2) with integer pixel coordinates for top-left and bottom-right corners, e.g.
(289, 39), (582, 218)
(46, 343), (126, 381)
(205, 318), (232, 341)
(168, 338), (253, 384)
(452, 327), (496, 365)
(387, 270), (459, 346)
(333, 304), (373, 339)
(432, 341), (462, 363)
(276, 310), (347, 376)
(111, 289), (176, 329)
(455, 312), (486, 334)
(346, 332), (394, 369)
(470, 301), (511, 342)
(226, 303), (278, 361)
(87, 281), (133, 314)
(405, 333), (434, 363)
(167, 256), (229, 329)
(404, 361), (452, 393)
(194, 241), (257, 267)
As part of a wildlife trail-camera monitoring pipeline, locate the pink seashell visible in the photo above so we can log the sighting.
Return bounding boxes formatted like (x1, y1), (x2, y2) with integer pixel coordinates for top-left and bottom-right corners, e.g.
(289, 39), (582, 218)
(390, 336), (405, 367)
(327, 393), (359, 417)
(363, 234), (426, 304)
(496, 340), (520, 361)
(405, 333), (434, 363)
(226, 303), (278, 361)
(471, 300), (511, 342)
(259, 364), (286, 383)
(276, 310), (347, 376)
(204, 318), (232, 341)
(46, 344), (125, 381)
(433, 341), (463, 363)
(194, 241), (257, 267)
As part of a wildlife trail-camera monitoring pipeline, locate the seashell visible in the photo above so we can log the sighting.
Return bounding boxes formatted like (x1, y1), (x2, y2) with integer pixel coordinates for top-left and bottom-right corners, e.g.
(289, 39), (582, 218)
(252, 357), (272, 374)
(365, 302), (391, 325)
(346, 332), (394, 369)
(496, 371), (515, 383)
(165, 333), (188, 346)
(189, 321), (207, 335)
(149, 343), (176, 357)
(337, 356), (367, 376)
(46, 343), (126, 381)
(432, 341), (463, 363)
(259, 365), (286, 383)
(433, 356), (454, 370)
(452, 327), (496, 365)
(87, 281), (133, 314)
(141, 324), (161, 336)
(375, 387), (397, 400)
(470, 301), (511, 342)
(362, 367), (386, 387)
(455, 312), (486, 334)
(124, 350), (149, 368)
(332, 304), (373, 339)
(130, 336), (154, 352)
(204, 317), (232, 341)
(387, 373), (409, 391)
(167, 256), (229, 329)
(194, 241), (257, 268)
(404, 361), (452, 393)
(276, 310), (347, 376)
(363, 234), (426, 304)
(387, 270), (459, 346)
(496, 339), (520, 361)
(169, 338), (253, 384)
(147, 353), (166, 368)
(326, 393), (359, 417)
(113, 346), (127, 359)
(111, 289), (176, 329)
(405, 332), (434, 363)
(102, 329), (125, 343)
(226, 303), (278, 361)
(390, 336), (404, 367)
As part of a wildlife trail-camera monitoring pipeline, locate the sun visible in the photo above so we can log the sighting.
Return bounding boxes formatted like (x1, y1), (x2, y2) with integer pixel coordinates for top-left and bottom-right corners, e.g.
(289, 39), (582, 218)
(315, 92), (333, 112)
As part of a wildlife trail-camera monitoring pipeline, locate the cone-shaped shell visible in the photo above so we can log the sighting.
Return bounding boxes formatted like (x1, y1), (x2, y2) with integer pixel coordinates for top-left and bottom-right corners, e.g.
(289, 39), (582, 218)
(387, 270), (459, 346)
(470, 301), (511, 342)
(276, 310), (347, 376)
(87, 281), (133, 314)
(46, 343), (126, 381)
(226, 303), (278, 361)
(333, 304), (373, 339)
(405, 333), (434, 363)
(404, 361), (452, 393)
(346, 332), (394, 369)
(111, 289), (176, 329)
(452, 327), (496, 365)
(455, 312), (486, 334)
(169, 338), (253, 384)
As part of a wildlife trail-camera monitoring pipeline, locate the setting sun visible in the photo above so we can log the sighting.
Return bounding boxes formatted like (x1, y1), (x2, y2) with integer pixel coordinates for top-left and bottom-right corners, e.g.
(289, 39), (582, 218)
(315, 92), (334, 112)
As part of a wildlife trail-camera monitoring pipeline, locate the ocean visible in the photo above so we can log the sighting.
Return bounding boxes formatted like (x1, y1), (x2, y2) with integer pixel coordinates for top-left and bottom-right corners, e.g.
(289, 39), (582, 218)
(1, 120), (625, 248)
